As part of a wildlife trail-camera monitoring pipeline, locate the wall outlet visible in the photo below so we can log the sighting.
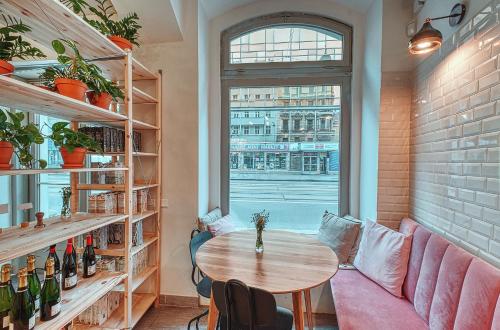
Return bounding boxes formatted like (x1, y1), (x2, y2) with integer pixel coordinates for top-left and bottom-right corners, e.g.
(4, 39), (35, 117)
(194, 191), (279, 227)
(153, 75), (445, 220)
(161, 199), (168, 208)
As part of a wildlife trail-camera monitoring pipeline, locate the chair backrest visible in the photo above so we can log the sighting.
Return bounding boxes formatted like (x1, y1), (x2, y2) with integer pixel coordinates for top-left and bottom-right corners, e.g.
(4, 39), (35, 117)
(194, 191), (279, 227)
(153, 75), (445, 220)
(213, 280), (278, 330)
(189, 229), (212, 268)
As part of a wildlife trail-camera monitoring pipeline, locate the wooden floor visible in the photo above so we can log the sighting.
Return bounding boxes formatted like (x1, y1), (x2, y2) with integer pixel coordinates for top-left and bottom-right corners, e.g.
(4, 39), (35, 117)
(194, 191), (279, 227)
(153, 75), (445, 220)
(135, 306), (339, 330)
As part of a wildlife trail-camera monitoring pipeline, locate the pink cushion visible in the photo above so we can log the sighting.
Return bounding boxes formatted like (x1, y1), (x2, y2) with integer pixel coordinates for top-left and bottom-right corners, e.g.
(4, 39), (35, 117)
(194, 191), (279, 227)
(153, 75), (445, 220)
(454, 259), (500, 330)
(413, 234), (449, 322)
(207, 215), (235, 236)
(403, 226), (432, 303)
(428, 245), (473, 330)
(353, 220), (412, 297)
(399, 218), (419, 236)
(331, 269), (428, 330)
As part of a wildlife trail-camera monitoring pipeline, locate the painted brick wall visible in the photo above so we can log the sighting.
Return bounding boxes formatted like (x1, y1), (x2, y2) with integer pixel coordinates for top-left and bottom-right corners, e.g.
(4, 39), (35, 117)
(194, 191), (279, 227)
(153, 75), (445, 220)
(378, 73), (411, 230)
(410, 1), (500, 267)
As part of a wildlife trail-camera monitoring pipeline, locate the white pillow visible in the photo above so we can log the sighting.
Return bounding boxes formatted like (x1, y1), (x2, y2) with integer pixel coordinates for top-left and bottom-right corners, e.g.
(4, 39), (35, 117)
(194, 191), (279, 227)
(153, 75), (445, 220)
(353, 220), (412, 297)
(207, 215), (235, 237)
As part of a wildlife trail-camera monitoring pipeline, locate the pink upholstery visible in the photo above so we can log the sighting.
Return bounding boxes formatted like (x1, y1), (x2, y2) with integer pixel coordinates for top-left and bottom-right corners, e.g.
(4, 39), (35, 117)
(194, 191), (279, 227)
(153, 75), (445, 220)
(330, 218), (500, 330)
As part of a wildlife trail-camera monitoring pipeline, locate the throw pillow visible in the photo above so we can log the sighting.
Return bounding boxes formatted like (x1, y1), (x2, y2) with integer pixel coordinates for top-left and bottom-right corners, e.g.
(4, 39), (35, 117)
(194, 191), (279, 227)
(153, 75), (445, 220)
(317, 211), (361, 264)
(353, 220), (413, 297)
(198, 207), (223, 230)
(208, 215), (236, 237)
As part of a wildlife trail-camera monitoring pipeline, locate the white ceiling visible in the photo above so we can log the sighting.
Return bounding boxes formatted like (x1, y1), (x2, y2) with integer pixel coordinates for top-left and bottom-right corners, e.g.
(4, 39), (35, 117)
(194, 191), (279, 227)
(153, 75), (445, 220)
(200, 0), (375, 19)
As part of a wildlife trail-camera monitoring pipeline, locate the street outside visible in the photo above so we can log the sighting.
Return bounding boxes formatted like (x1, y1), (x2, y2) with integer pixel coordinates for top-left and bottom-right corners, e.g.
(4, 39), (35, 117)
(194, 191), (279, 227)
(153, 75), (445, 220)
(229, 174), (339, 232)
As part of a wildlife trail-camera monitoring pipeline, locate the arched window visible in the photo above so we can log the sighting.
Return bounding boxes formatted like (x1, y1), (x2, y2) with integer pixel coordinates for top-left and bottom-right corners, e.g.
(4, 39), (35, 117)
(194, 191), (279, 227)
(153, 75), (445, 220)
(220, 13), (352, 231)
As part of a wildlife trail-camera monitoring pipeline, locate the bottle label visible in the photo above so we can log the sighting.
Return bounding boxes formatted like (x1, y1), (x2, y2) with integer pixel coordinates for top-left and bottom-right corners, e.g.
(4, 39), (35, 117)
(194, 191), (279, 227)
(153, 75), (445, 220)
(87, 264), (96, 276)
(51, 302), (61, 316)
(64, 274), (77, 288)
(28, 315), (34, 330)
(2, 315), (9, 329)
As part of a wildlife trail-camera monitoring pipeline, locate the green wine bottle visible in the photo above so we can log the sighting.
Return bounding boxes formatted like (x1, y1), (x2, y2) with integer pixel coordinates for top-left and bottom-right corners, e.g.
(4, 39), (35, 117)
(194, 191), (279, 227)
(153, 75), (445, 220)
(40, 258), (61, 321)
(26, 256), (41, 320)
(11, 268), (35, 330)
(0, 265), (13, 330)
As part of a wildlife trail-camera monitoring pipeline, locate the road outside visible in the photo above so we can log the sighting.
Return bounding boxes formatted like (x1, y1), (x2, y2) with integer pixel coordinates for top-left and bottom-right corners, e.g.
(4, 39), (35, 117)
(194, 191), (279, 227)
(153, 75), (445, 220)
(229, 174), (339, 232)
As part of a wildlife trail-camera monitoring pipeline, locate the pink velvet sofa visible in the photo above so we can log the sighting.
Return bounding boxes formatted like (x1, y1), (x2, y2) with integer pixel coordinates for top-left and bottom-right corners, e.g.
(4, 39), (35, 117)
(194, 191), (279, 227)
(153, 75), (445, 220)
(330, 218), (500, 330)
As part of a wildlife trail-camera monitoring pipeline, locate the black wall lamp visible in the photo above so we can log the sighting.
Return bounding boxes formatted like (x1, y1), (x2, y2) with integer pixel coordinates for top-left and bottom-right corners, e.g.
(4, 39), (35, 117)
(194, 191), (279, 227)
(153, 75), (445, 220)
(408, 3), (466, 54)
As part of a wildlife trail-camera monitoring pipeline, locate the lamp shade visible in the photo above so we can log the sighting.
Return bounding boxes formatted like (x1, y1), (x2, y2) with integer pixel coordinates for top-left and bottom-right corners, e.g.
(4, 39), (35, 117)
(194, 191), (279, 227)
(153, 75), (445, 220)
(408, 20), (443, 54)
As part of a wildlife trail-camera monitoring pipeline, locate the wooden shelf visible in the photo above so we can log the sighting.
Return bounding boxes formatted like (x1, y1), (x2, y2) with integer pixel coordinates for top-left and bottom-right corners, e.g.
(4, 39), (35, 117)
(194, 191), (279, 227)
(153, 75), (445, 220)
(132, 210), (158, 224)
(0, 0), (125, 61)
(98, 57), (158, 81)
(76, 183), (158, 191)
(102, 293), (156, 329)
(133, 119), (160, 130)
(132, 87), (157, 104)
(0, 213), (127, 264)
(0, 167), (127, 176)
(132, 235), (158, 256)
(133, 152), (158, 157)
(0, 76), (127, 124)
(36, 271), (127, 330)
(94, 234), (158, 257)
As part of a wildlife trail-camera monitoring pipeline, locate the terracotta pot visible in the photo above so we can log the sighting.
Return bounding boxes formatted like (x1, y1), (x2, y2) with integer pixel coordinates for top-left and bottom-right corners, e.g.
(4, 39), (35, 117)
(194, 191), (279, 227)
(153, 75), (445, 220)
(0, 60), (14, 76)
(60, 147), (87, 169)
(55, 78), (88, 101)
(108, 35), (133, 50)
(0, 142), (14, 170)
(88, 91), (113, 110)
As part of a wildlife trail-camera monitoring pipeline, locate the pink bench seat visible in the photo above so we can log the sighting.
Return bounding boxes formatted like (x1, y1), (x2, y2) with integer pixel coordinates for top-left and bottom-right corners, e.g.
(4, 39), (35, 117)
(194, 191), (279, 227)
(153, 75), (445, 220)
(330, 218), (500, 330)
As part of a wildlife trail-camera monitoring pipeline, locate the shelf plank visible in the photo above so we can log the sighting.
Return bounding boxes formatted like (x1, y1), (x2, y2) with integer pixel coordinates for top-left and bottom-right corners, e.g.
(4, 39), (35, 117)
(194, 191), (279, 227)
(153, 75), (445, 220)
(98, 57), (158, 81)
(133, 152), (158, 157)
(0, 167), (127, 176)
(0, 213), (127, 264)
(36, 271), (127, 330)
(132, 87), (157, 104)
(0, 0), (125, 60)
(94, 234), (158, 258)
(76, 183), (158, 191)
(102, 293), (156, 329)
(132, 119), (160, 130)
(0, 76), (127, 124)
(131, 210), (158, 224)
(132, 235), (158, 256)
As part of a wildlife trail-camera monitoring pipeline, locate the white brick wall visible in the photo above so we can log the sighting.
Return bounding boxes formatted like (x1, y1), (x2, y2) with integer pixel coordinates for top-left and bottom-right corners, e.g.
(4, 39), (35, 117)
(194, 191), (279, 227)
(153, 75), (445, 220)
(410, 1), (500, 267)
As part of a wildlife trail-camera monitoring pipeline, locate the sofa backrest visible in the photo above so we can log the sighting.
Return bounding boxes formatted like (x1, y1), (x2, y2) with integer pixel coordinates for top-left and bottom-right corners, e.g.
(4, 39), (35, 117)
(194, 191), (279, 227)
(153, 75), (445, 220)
(400, 218), (500, 330)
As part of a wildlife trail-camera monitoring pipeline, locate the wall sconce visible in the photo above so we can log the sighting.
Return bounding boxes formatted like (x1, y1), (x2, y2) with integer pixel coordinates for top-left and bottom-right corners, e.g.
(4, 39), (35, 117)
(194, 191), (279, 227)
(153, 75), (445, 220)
(408, 3), (466, 54)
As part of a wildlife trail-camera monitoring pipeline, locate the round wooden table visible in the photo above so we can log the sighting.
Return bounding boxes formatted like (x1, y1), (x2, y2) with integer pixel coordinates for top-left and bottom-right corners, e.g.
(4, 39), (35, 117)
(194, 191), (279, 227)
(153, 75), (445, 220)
(196, 230), (339, 330)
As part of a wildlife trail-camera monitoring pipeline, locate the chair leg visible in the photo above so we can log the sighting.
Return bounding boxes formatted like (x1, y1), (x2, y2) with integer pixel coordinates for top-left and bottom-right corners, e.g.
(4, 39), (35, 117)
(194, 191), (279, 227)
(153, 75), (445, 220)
(187, 309), (210, 330)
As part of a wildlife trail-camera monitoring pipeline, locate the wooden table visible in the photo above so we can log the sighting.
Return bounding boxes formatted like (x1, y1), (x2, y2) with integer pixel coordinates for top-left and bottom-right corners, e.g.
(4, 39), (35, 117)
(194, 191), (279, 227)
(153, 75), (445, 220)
(196, 230), (339, 330)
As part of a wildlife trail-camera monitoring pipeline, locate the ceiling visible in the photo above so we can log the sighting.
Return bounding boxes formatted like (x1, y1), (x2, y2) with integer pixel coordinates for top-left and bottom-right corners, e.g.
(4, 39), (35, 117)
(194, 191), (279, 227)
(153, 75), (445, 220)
(200, 0), (375, 19)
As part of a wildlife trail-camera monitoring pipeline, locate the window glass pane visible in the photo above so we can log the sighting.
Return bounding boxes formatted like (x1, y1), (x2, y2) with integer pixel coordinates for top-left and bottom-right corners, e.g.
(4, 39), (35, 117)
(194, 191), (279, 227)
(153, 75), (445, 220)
(230, 25), (343, 64)
(229, 85), (341, 232)
(0, 176), (10, 228)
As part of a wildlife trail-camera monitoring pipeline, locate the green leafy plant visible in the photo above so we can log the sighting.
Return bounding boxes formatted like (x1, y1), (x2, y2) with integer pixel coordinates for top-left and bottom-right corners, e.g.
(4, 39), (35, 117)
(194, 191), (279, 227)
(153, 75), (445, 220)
(87, 75), (124, 102)
(48, 122), (101, 153)
(0, 110), (47, 169)
(60, 0), (88, 17)
(0, 13), (46, 61)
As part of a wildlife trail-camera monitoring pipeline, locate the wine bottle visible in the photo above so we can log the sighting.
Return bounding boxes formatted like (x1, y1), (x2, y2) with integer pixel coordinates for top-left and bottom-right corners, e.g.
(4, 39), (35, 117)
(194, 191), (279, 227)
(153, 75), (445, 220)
(62, 241), (77, 290)
(47, 245), (62, 292)
(0, 265), (13, 330)
(67, 239), (77, 265)
(40, 258), (61, 321)
(82, 235), (96, 278)
(2, 265), (15, 302)
(11, 268), (35, 330)
(26, 256), (41, 320)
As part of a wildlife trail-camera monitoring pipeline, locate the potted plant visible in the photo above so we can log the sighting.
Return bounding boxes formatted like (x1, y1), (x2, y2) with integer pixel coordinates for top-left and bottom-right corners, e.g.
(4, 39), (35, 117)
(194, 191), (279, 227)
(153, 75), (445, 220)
(63, 0), (141, 50)
(48, 122), (101, 168)
(40, 39), (105, 101)
(0, 110), (47, 169)
(0, 13), (46, 75)
(87, 77), (124, 110)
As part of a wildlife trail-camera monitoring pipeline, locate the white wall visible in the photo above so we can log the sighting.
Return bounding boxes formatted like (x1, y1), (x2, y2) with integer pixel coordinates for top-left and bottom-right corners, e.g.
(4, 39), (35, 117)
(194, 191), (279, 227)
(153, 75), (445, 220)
(359, 0), (382, 221)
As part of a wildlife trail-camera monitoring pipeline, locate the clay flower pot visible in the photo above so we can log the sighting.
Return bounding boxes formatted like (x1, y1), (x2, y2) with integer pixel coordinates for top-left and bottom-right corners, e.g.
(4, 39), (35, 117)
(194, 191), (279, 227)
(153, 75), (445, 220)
(60, 147), (87, 169)
(55, 78), (88, 101)
(108, 35), (133, 50)
(0, 142), (14, 169)
(0, 60), (14, 76)
(88, 91), (113, 110)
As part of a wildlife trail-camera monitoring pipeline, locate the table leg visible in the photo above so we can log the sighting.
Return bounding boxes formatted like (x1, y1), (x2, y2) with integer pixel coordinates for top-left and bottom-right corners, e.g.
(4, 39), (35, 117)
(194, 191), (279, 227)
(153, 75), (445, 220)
(304, 289), (313, 329)
(207, 293), (219, 330)
(292, 291), (305, 330)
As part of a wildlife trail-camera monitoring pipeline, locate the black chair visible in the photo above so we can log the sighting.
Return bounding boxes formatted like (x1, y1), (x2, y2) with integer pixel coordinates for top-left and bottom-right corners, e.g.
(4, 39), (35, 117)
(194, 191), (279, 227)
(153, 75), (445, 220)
(188, 229), (213, 329)
(212, 280), (293, 330)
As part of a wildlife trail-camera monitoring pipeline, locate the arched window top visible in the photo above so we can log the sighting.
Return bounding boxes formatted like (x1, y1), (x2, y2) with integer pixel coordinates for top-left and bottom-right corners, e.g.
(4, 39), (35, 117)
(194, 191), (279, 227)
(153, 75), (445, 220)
(230, 24), (344, 64)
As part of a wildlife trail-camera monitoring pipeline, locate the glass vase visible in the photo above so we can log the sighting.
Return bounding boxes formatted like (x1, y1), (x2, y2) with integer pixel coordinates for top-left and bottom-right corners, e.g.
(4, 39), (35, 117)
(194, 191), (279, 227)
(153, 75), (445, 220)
(255, 230), (264, 254)
(61, 200), (71, 219)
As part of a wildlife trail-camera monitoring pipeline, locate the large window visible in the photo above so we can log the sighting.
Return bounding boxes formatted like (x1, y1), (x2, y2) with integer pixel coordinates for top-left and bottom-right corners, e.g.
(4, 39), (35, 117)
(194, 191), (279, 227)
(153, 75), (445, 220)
(221, 13), (352, 232)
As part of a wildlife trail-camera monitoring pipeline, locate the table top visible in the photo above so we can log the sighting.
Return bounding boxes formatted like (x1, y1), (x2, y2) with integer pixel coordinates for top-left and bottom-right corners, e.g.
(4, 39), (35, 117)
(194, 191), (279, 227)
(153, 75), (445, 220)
(196, 230), (339, 294)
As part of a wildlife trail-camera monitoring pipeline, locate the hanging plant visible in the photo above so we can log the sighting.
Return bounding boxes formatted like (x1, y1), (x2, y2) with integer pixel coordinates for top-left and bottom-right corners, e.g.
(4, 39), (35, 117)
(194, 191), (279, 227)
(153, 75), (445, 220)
(0, 110), (47, 169)
(0, 12), (46, 75)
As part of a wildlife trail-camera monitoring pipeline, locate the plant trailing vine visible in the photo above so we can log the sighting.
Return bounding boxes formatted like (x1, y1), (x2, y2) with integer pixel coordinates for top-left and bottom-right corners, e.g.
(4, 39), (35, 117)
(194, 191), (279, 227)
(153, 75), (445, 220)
(0, 12), (46, 61)
(0, 110), (47, 169)
(47, 122), (102, 154)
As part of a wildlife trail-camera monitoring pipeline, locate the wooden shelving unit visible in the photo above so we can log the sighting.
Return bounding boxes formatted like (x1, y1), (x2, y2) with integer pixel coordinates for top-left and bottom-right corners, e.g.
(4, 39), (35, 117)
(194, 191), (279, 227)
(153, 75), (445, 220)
(0, 1), (162, 328)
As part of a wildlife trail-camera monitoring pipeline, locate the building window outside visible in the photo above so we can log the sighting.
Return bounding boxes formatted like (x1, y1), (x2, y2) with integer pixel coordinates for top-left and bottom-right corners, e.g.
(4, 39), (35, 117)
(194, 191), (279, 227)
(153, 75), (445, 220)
(255, 111), (260, 118)
(254, 126), (260, 135)
(243, 125), (250, 134)
(233, 95), (238, 100)
(244, 94), (249, 100)
(256, 95), (261, 100)
(293, 118), (301, 131)
(307, 119), (314, 131)
(265, 125), (271, 135)
(231, 125), (240, 135)
(282, 119), (289, 132)
(244, 111), (249, 118)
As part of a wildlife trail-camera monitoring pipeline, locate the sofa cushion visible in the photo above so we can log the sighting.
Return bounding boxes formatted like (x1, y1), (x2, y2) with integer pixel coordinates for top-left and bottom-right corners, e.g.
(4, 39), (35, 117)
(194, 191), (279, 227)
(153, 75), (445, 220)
(207, 214), (236, 237)
(331, 269), (428, 330)
(454, 259), (500, 330)
(403, 225), (432, 303)
(317, 212), (361, 264)
(353, 220), (412, 297)
(198, 207), (222, 230)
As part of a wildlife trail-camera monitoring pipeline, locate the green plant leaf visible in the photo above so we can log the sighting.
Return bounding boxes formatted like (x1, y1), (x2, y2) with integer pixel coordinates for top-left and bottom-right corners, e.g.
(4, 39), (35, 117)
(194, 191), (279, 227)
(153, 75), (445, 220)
(39, 159), (47, 169)
(52, 39), (66, 54)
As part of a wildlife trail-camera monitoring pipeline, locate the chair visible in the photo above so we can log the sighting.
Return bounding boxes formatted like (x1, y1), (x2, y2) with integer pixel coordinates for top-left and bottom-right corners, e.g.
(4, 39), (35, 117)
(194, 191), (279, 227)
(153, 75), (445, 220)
(212, 280), (293, 330)
(188, 229), (213, 329)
